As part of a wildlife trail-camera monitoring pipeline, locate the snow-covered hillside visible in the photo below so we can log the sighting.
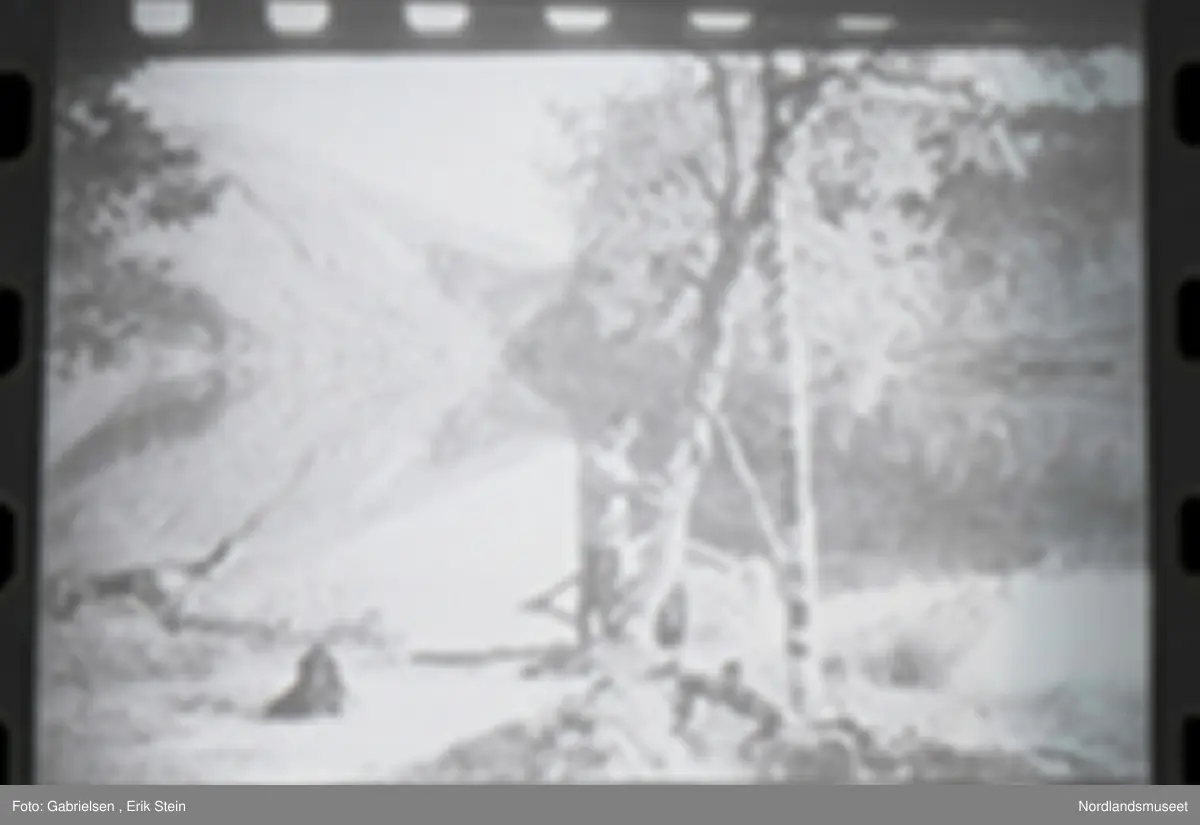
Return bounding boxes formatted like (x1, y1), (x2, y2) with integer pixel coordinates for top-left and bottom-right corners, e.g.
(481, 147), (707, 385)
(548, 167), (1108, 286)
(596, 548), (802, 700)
(45, 128), (552, 569)
(40, 117), (591, 782)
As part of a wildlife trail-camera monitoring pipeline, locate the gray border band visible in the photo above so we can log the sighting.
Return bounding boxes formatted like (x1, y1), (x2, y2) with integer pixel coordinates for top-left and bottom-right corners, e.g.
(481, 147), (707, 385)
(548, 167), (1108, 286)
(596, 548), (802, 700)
(2, 785), (1199, 821)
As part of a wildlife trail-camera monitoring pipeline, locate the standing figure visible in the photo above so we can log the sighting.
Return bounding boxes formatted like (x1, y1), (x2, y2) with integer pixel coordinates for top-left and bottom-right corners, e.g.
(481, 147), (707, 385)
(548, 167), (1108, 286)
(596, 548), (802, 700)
(577, 410), (643, 647)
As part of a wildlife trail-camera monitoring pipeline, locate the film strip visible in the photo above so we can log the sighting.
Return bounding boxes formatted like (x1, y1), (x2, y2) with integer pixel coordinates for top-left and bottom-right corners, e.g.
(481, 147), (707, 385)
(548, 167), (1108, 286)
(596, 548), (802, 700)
(0, 0), (1189, 786)
(55, 0), (1137, 52)
(1149, 0), (1200, 787)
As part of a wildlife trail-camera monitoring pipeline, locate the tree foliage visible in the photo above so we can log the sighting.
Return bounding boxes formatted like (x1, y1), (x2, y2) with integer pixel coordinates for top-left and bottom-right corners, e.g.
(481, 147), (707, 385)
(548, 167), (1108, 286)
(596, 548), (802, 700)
(51, 57), (231, 380)
(762, 53), (1141, 495)
(514, 48), (1142, 564)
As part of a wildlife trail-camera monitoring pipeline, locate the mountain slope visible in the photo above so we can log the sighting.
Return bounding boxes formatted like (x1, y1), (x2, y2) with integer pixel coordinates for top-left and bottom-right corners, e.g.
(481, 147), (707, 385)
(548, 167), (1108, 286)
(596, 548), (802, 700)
(44, 124), (587, 644)
(40, 123), (589, 783)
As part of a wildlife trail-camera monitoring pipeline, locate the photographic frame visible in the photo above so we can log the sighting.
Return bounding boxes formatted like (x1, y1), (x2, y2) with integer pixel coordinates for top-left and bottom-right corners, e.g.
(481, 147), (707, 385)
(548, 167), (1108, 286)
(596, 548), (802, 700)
(1, 0), (1194, 787)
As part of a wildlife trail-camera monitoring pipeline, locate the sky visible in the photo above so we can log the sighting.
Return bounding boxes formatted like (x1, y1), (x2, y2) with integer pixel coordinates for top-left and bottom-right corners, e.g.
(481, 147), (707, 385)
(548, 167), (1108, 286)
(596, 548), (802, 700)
(123, 50), (1142, 268)
(127, 55), (671, 266)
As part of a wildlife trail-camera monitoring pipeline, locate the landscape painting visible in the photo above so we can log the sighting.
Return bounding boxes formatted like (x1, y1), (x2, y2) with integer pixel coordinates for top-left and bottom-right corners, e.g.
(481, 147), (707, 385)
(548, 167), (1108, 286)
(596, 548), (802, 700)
(40, 44), (1145, 783)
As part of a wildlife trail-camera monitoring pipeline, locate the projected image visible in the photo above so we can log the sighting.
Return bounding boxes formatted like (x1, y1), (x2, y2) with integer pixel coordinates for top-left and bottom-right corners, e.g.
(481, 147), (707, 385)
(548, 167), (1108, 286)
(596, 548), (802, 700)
(40, 46), (1145, 783)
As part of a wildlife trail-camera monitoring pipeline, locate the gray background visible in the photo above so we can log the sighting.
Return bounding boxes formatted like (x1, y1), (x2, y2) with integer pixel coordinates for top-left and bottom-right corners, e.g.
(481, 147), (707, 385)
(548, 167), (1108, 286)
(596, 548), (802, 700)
(3, 785), (1199, 824)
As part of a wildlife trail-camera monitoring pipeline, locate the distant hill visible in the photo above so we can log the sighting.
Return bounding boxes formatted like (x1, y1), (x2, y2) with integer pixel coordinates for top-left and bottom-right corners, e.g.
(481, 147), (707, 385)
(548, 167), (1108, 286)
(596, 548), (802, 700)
(44, 129), (569, 573)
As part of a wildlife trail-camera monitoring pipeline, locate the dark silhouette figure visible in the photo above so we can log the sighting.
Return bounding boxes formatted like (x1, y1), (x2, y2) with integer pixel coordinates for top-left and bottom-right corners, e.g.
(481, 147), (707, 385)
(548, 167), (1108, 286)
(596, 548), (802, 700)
(671, 658), (784, 755)
(653, 581), (689, 651)
(578, 543), (623, 645)
(264, 643), (346, 721)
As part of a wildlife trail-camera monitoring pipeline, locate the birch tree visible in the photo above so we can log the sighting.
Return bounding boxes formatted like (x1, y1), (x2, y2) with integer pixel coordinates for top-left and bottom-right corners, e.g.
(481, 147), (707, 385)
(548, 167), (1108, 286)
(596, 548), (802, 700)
(515, 47), (1140, 711)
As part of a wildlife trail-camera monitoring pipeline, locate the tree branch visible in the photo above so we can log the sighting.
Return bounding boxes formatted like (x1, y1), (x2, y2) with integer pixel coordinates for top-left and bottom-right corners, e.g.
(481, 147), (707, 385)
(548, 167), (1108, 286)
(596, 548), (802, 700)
(679, 154), (723, 212)
(739, 58), (790, 229)
(701, 54), (741, 222)
(708, 410), (788, 565)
